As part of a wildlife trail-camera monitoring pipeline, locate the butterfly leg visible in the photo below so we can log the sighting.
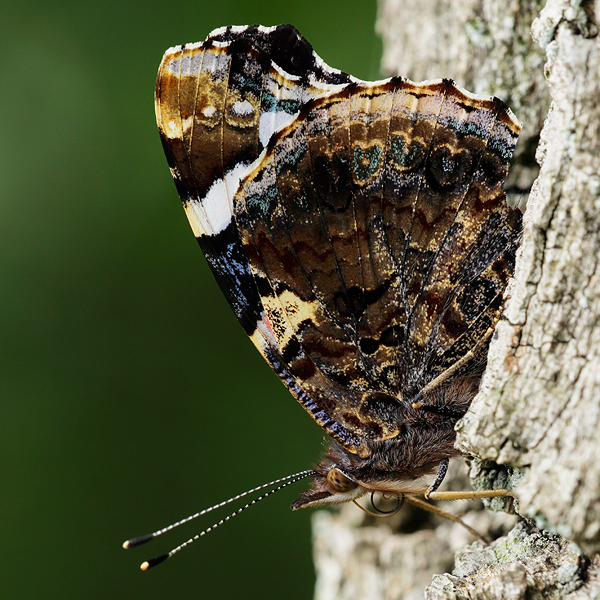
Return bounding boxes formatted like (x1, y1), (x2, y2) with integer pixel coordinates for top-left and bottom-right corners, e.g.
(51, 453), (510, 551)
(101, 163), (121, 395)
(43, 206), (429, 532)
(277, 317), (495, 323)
(425, 459), (514, 501)
(404, 495), (489, 543)
(411, 325), (496, 410)
(427, 489), (514, 501)
(424, 458), (449, 499)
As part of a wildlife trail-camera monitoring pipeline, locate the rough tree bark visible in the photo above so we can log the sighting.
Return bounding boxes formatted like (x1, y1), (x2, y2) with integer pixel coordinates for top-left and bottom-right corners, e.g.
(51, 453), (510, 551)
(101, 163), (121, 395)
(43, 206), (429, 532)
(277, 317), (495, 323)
(311, 1), (600, 598)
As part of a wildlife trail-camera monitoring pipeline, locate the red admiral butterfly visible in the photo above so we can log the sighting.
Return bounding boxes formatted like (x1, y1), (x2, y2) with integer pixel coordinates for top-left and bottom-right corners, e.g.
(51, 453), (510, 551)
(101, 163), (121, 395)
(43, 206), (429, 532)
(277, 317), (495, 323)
(125, 24), (522, 569)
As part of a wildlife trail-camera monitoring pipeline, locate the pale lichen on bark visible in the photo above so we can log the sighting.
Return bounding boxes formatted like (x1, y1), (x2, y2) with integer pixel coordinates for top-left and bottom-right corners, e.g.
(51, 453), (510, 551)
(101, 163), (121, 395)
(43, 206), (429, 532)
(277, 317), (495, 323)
(311, 0), (600, 598)
(426, 521), (598, 600)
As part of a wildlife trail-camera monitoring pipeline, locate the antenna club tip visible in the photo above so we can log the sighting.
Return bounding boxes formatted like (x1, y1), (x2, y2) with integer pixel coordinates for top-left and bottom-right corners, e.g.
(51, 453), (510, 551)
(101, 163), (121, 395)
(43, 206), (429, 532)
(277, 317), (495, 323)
(140, 553), (170, 570)
(122, 533), (155, 549)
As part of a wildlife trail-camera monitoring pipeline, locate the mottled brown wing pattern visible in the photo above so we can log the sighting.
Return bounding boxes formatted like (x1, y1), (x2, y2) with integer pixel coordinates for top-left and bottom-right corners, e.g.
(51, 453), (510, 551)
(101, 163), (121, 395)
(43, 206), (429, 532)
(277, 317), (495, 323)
(236, 80), (521, 451)
(155, 24), (522, 458)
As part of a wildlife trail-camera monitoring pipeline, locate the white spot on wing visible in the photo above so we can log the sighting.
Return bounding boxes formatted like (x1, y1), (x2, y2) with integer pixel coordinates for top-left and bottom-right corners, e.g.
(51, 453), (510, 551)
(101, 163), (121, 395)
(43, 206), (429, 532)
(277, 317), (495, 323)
(231, 100), (255, 117)
(255, 25), (278, 34)
(189, 154), (266, 237)
(229, 25), (251, 34)
(197, 178), (233, 235)
(258, 111), (297, 147)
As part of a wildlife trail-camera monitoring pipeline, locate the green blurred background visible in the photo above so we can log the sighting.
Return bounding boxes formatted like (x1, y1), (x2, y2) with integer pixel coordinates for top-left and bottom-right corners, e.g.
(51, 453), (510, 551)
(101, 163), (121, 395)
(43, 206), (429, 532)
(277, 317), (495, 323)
(1, 1), (382, 598)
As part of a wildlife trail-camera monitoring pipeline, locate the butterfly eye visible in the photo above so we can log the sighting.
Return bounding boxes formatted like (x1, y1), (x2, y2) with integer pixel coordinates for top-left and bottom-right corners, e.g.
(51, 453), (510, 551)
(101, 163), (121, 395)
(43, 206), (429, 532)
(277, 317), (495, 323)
(326, 468), (358, 493)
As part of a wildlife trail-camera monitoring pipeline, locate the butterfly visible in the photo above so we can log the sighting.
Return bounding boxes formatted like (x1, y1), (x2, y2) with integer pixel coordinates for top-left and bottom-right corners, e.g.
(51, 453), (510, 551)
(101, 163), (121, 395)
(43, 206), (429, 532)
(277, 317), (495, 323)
(125, 24), (522, 568)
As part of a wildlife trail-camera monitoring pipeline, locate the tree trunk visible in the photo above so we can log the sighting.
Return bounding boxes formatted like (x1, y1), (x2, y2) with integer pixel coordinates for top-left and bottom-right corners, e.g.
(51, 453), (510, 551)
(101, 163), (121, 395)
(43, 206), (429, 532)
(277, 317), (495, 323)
(311, 1), (600, 597)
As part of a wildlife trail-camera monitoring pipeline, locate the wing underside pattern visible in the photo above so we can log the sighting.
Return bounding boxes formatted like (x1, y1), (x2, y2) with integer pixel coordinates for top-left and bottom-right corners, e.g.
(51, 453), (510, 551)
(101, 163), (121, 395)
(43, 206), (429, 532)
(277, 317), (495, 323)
(155, 24), (522, 456)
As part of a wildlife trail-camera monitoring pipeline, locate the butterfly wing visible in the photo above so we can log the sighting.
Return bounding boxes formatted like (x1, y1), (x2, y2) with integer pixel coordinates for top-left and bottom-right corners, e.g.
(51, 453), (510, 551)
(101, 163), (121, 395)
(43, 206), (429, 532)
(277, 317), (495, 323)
(155, 25), (522, 458)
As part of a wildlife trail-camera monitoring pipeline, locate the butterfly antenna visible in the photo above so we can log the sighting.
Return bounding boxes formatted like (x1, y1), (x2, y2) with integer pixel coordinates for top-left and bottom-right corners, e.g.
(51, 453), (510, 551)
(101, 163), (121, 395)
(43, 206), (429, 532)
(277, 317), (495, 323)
(123, 469), (316, 570)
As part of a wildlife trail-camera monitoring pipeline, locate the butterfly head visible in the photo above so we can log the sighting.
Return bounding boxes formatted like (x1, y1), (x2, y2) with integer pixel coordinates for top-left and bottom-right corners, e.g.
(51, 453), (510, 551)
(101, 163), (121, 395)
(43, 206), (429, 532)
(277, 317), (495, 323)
(290, 439), (445, 510)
